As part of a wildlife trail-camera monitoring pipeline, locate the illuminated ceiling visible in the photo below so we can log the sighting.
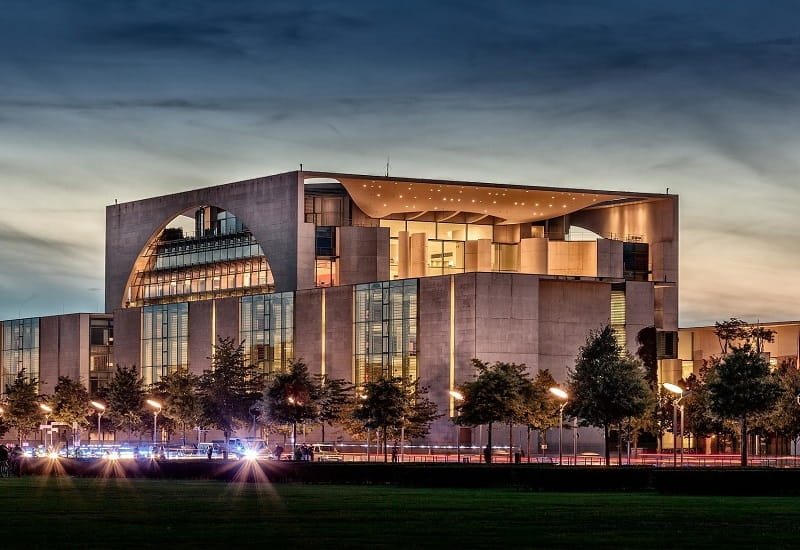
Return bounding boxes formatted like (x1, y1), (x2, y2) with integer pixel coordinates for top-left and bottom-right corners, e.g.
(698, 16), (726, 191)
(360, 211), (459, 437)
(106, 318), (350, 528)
(305, 173), (663, 224)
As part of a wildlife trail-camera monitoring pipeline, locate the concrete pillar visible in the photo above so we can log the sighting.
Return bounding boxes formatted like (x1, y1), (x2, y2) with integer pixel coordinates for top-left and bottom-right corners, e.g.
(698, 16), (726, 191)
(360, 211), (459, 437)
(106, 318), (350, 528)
(410, 233), (428, 278)
(519, 238), (548, 274)
(397, 231), (410, 279)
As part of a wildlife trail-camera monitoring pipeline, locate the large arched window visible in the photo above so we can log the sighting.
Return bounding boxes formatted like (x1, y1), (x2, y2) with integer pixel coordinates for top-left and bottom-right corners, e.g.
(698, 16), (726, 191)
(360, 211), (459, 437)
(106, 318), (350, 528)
(125, 206), (275, 307)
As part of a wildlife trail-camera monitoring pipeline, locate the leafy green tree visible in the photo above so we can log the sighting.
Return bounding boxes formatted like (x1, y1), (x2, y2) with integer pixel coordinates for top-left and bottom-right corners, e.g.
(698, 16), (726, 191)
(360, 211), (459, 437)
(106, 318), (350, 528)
(314, 374), (352, 443)
(4, 371), (42, 444)
(455, 360), (529, 463)
(636, 326), (659, 389)
(762, 361), (800, 453)
(519, 369), (560, 458)
(199, 337), (264, 458)
(51, 376), (91, 446)
(153, 369), (202, 446)
(566, 326), (651, 464)
(263, 360), (320, 449)
(352, 377), (440, 462)
(706, 345), (782, 465)
(102, 365), (146, 440)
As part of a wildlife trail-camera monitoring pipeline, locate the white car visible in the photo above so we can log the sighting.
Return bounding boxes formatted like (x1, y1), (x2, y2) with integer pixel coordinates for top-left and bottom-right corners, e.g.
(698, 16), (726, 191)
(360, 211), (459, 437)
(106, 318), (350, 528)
(312, 443), (344, 462)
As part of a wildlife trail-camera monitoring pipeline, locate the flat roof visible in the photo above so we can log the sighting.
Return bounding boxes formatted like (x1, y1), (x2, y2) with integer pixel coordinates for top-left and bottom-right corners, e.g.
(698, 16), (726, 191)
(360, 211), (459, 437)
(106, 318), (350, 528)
(304, 171), (673, 225)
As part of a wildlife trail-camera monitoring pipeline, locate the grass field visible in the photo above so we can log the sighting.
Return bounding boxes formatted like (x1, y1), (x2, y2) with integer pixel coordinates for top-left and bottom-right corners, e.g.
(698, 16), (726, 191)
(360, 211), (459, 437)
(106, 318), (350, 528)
(2, 477), (800, 548)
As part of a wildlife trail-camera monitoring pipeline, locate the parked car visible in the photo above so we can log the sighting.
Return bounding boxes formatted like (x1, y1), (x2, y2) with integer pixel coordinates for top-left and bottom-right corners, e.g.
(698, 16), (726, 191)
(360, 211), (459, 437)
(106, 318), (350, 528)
(312, 443), (344, 462)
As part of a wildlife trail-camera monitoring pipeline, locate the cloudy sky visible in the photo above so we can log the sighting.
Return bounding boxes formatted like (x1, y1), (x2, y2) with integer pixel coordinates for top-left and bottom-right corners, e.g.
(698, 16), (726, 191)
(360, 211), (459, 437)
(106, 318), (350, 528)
(1, 1), (799, 325)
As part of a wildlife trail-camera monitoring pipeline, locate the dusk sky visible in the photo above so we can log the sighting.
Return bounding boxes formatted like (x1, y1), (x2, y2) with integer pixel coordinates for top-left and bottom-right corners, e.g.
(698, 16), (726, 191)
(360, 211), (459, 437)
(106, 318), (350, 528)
(1, 1), (799, 325)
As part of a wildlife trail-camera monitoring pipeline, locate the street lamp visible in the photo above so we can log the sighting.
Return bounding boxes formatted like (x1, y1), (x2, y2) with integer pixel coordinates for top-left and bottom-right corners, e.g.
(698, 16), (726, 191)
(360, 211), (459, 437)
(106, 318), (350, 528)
(146, 399), (162, 445)
(549, 387), (568, 466)
(663, 383), (692, 467)
(449, 390), (464, 463)
(40, 403), (53, 450)
(90, 401), (105, 447)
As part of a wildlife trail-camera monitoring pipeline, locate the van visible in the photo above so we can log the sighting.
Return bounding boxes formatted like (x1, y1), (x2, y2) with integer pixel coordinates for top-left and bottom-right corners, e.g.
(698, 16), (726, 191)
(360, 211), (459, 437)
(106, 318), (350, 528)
(312, 443), (344, 462)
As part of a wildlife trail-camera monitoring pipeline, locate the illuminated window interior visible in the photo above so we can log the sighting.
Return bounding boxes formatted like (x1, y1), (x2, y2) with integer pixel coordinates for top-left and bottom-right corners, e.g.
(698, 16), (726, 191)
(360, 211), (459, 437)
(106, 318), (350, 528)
(126, 206), (274, 307)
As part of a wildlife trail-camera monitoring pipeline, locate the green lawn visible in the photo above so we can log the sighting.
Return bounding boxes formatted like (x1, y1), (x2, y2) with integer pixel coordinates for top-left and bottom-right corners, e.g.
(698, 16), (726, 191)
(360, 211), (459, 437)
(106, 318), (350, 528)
(1, 477), (799, 548)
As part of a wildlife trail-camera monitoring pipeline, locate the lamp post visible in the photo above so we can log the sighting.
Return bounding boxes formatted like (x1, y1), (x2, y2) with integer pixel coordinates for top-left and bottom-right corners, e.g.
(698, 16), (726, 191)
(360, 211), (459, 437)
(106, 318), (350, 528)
(549, 388), (568, 466)
(90, 401), (105, 447)
(39, 403), (53, 450)
(663, 383), (692, 467)
(449, 390), (464, 463)
(146, 399), (162, 445)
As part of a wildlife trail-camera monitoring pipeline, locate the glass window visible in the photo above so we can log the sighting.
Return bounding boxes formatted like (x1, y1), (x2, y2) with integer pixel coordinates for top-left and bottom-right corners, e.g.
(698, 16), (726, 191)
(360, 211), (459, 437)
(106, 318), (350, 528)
(380, 219), (407, 238)
(466, 224), (493, 241)
(1, 317), (40, 393)
(141, 303), (188, 385)
(353, 280), (417, 385)
(239, 293), (295, 377)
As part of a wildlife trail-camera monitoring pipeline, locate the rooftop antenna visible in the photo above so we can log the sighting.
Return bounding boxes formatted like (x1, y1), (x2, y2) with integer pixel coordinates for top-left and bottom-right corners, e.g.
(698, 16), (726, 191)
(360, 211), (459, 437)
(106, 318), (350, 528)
(386, 156), (390, 177)
(666, 188), (670, 195)
(300, 163), (303, 172)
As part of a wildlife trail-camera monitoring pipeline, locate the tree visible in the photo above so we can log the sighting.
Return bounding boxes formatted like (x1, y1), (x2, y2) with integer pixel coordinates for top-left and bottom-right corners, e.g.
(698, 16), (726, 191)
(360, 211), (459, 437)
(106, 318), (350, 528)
(706, 345), (782, 465)
(352, 377), (440, 462)
(153, 369), (202, 446)
(263, 360), (320, 450)
(51, 376), (91, 446)
(314, 374), (352, 443)
(519, 369), (560, 458)
(199, 337), (263, 458)
(566, 326), (651, 465)
(455, 360), (529, 463)
(102, 364), (146, 440)
(4, 371), (42, 445)
(756, 361), (800, 454)
(636, 326), (659, 389)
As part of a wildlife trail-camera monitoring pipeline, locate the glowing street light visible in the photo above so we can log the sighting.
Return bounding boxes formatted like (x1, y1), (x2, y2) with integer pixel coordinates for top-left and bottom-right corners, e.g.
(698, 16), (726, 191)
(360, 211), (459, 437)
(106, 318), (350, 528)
(146, 399), (162, 445)
(663, 383), (692, 467)
(449, 390), (464, 462)
(549, 388), (568, 466)
(39, 403), (53, 450)
(90, 401), (106, 447)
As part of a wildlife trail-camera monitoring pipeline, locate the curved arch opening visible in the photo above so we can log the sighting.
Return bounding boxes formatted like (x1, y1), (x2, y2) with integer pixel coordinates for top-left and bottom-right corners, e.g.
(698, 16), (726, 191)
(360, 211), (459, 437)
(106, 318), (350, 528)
(124, 205), (275, 307)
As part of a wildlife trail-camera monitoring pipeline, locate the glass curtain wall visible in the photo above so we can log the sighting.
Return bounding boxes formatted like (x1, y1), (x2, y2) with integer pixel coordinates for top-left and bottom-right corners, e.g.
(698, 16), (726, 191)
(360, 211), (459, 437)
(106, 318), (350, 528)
(141, 303), (189, 385)
(240, 293), (294, 377)
(1, 318), (40, 393)
(354, 279), (417, 384)
(89, 318), (114, 396)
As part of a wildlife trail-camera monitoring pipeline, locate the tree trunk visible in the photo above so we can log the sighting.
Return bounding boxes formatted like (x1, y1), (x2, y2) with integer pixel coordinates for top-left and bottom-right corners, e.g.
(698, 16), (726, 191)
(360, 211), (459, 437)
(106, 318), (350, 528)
(321, 423), (326, 443)
(508, 423), (513, 464)
(541, 429), (547, 457)
(383, 429), (388, 463)
(526, 427), (531, 464)
(617, 425), (623, 466)
(604, 424), (610, 465)
(223, 430), (229, 460)
(292, 422), (297, 457)
(740, 417), (748, 466)
(485, 422), (493, 463)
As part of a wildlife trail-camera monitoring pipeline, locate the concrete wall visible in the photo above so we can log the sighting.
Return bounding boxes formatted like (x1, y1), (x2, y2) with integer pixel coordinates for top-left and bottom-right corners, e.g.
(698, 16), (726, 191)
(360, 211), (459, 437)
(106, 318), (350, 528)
(294, 289), (323, 372)
(323, 285), (354, 383)
(624, 281), (655, 357)
(39, 314), (84, 393)
(548, 241), (598, 277)
(214, 297), (239, 345)
(105, 171), (306, 311)
(418, 276), (453, 444)
(338, 226), (390, 286)
(537, 279), (610, 384)
(112, 308), (142, 369)
(188, 301), (213, 375)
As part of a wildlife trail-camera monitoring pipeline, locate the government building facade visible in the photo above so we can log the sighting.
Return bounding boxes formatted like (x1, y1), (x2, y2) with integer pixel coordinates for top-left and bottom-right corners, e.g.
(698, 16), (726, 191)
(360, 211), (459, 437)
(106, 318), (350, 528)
(2, 170), (680, 451)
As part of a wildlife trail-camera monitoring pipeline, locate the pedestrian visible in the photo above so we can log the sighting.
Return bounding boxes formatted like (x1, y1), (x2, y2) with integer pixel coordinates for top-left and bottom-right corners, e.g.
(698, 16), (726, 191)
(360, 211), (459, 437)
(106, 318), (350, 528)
(207, 445), (213, 460)
(274, 445), (283, 460)
(391, 444), (398, 463)
(484, 445), (492, 464)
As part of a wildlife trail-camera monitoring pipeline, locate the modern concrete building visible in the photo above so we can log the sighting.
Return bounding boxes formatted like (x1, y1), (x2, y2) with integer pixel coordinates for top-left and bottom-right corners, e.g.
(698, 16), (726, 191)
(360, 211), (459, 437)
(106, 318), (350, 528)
(679, 321), (800, 376)
(1, 170), (679, 451)
(97, 170), (680, 451)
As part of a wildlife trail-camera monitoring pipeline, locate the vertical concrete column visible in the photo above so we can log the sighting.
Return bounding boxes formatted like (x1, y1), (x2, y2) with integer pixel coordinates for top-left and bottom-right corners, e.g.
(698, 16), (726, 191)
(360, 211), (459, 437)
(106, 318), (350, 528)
(464, 240), (478, 272)
(476, 239), (492, 272)
(397, 231), (410, 279)
(409, 232), (428, 278)
(519, 238), (549, 274)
